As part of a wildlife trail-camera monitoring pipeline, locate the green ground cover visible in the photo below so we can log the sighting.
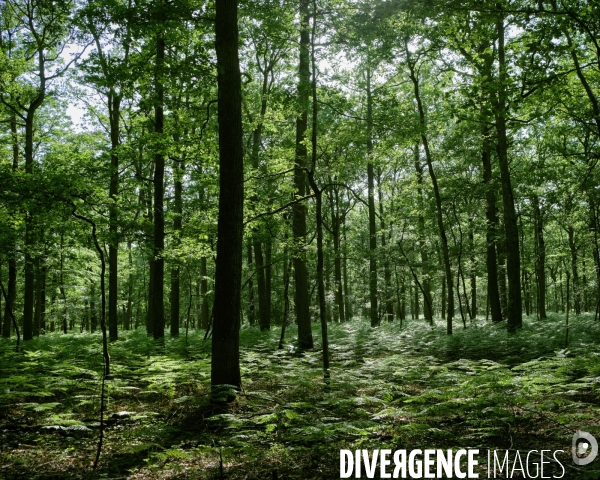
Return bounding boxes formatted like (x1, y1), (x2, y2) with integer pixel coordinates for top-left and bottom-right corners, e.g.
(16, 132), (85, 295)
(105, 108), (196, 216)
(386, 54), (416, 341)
(1, 314), (600, 479)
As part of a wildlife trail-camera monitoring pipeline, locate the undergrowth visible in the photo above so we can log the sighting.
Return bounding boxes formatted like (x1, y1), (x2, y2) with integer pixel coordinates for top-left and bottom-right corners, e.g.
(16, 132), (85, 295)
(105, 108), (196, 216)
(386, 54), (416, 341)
(1, 313), (600, 479)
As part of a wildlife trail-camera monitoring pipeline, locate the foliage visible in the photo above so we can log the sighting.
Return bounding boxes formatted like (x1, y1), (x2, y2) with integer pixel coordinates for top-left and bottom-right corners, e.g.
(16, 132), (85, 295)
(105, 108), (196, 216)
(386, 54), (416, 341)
(1, 314), (600, 477)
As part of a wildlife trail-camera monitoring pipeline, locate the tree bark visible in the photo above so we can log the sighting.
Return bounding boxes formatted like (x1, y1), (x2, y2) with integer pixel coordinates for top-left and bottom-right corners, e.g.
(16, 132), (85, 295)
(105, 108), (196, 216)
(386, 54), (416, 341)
(366, 64), (379, 327)
(211, 0), (244, 391)
(481, 120), (503, 323)
(152, 32), (166, 340)
(407, 54), (454, 334)
(495, 8), (522, 332)
(328, 184), (345, 322)
(108, 91), (121, 342)
(3, 112), (19, 338)
(533, 195), (547, 319)
(568, 226), (581, 315)
(292, 0), (314, 348)
(377, 169), (394, 321)
(414, 148), (433, 322)
(170, 138), (184, 337)
(246, 243), (255, 326)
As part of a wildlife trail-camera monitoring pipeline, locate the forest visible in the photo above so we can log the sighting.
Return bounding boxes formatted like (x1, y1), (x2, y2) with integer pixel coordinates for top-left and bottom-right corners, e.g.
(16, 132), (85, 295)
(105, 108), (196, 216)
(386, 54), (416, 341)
(1, 0), (600, 477)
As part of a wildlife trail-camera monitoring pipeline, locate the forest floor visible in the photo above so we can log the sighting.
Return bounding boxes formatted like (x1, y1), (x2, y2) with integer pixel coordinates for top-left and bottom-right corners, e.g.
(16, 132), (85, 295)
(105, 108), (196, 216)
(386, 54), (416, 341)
(1, 313), (600, 479)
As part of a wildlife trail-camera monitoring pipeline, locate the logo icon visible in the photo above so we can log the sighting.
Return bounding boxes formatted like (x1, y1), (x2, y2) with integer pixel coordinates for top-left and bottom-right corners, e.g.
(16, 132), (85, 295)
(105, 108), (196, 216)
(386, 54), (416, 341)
(572, 431), (598, 466)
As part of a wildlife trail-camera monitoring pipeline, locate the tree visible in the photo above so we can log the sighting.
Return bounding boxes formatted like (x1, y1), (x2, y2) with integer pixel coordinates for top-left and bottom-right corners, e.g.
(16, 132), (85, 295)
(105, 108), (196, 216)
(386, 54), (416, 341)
(211, 0), (244, 393)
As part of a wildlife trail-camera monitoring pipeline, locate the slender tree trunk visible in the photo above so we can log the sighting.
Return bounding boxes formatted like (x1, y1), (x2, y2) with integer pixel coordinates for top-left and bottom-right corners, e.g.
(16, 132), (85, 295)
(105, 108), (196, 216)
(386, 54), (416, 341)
(325, 237), (333, 322)
(108, 92), (121, 342)
(495, 8), (522, 332)
(469, 222), (477, 319)
(250, 64), (271, 331)
(3, 113), (19, 338)
(211, 0), (244, 391)
(246, 244), (255, 326)
(407, 54), (454, 334)
(342, 214), (352, 320)
(170, 141), (184, 337)
(366, 64), (379, 327)
(533, 195), (547, 318)
(265, 235), (272, 324)
(481, 120), (503, 323)
(126, 242), (133, 330)
(307, 5), (329, 382)
(23, 116), (36, 341)
(34, 256), (45, 336)
(414, 148), (433, 322)
(152, 32), (166, 340)
(292, 0), (314, 348)
(328, 186), (345, 322)
(59, 236), (68, 334)
(254, 241), (269, 330)
(377, 169), (394, 321)
(568, 227), (581, 315)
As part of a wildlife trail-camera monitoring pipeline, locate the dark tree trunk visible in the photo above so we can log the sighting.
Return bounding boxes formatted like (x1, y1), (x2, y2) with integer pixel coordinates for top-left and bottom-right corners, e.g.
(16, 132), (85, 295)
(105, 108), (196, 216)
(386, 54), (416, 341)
(366, 65), (379, 327)
(377, 169), (394, 321)
(152, 32), (166, 340)
(170, 143), (183, 337)
(533, 195), (547, 319)
(23, 61), (46, 341)
(246, 243), (255, 326)
(342, 215), (352, 320)
(211, 0), (244, 391)
(307, 5), (329, 381)
(292, 0), (314, 348)
(108, 92), (121, 342)
(328, 185), (345, 322)
(568, 227), (581, 315)
(34, 256), (45, 336)
(481, 121), (503, 323)
(3, 113), (19, 338)
(265, 236), (272, 324)
(254, 241), (269, 330)
(495, 8), (522, 332)
(407, 54), (454, 334)
(414, 149), (433, 322)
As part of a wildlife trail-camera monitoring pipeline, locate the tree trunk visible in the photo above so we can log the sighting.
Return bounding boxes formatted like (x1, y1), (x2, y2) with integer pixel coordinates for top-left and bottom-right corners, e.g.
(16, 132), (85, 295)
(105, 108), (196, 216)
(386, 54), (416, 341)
(533, 195), (547, 319)
(211, 0), (244, 392)
(108, 92), (121, 342)
(265, 236), (272, 325)
(170, 143), (183, 337)
(481, 120), (503, 323)
(328, 185), (345, 322)
(342, 214), (352, 320)
(246, 243), (255, 326)
(414, 148), (433, 322)
(152, 32), (166, 340)
(568, 226), (581, 315)
(3, 113), (19, 338)
(126, 242), (133, 330)
(469, 222), (477, 319)
(292, 0), (314, 349)
(366, 64), (379, 327)
(377, 169), (394, 321)
(495, 8), (522, 332)
(407, 54), (454, 334)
